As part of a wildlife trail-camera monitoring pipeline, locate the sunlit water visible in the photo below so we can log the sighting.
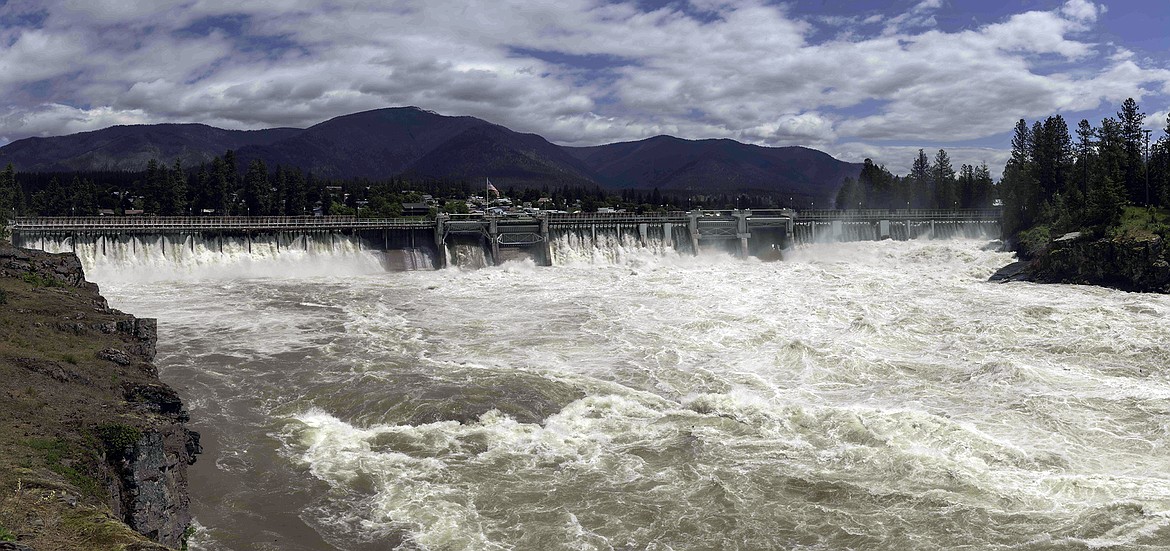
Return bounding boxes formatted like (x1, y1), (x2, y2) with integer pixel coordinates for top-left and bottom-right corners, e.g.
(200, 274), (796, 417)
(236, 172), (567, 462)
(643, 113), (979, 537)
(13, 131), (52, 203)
(54, 236), (1170, 550)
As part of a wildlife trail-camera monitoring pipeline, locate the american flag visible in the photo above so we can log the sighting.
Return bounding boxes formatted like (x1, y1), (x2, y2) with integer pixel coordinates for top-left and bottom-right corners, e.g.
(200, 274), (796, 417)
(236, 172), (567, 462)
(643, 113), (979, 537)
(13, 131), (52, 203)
(486, 178), (499, 196)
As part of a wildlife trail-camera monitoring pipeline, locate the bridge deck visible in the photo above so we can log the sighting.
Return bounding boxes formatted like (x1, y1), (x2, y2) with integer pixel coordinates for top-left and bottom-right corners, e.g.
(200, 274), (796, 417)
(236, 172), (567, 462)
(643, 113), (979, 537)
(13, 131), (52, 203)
(793, 208), (1001, 221)
(12, 215), (433, 231)
(11, 209), (1002, 233)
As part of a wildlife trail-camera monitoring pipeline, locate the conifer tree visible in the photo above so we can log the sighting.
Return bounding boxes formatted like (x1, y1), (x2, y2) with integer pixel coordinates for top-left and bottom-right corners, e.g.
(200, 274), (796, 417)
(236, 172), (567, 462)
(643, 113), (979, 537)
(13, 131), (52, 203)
(1116, 98), (1146, 204)
(931, 149), (956, 209)
(243, 159), (270, 216)
(0, 164), (21, 236)
(165, 159), (188, 215)
(909, 149), (931, 208)
(1000, 120), (1039, 235)
(210, 157), (232, 215)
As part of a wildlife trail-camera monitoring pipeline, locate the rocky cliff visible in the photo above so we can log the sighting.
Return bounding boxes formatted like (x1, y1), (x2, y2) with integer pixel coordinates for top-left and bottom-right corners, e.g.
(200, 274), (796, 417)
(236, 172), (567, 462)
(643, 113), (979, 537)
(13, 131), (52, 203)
(0, 243), (200, 550)
(991, 232), (1170, 293)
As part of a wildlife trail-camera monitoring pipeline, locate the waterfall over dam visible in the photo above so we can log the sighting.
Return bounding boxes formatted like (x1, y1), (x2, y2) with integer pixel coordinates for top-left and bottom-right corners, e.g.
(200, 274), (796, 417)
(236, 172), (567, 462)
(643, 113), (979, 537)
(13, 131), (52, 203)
(11, 209), (1002, 274)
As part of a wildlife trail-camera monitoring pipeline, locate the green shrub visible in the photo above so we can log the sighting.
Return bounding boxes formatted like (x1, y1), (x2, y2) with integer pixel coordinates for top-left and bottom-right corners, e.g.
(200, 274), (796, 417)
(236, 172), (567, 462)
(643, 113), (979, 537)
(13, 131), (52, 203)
(1016, 224), (1051, 257)
(0, 287), (7, 305)
(0, 525), (16, 542)
(94, 423), (143, 460)
(20, 272), (63, 288)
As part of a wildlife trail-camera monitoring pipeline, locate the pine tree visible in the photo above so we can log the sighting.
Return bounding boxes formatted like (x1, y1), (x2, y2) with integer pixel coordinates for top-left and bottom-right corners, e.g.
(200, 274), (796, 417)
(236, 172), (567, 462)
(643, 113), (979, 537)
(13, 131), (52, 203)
(142, 159), (166, 214)
(70, 176), (98, 216)
(1117, 98), (1146, 204)
(1086, 117), (1129, 227)
(1155, 113), (1170, 206)
(35, 177), (71, 216)
(286, 169), (308, 215)
(931, 149), (956, 209)
(909, 149), (931, 208)
(193, 164), (212, 215)
(858, 158), (895, 208)
(164, 159), (188, 215)
(243, 159), (270, 216)
(957, 164), (975, 207)
(210, 157), (232, 215)
(973, 163), (994, 208)
(272, 166), (288, 216)
(0, 164), (19, 236)
(835, 176), (863, 209)
(1033, 115), (1073, 200)
(1074, 119), (1096, 195)
(1000, 120), (1039, 235)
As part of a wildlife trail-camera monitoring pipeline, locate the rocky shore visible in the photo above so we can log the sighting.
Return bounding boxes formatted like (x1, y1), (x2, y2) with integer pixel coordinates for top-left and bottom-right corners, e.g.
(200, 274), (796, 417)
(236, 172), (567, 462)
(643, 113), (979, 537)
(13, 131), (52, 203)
(0, 243), (200, 550)
(990, 232), (1170, 293)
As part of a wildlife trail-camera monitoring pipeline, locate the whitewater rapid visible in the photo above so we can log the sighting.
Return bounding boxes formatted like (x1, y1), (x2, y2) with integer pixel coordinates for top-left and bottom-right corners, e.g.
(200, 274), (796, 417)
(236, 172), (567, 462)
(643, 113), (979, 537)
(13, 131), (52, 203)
(65, 237), (1170, 550)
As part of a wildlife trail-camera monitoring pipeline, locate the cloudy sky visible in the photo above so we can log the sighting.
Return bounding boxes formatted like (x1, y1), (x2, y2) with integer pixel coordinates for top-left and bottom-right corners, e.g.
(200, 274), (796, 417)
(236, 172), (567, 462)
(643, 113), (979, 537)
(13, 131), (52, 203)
(1, 0), (1168, 175)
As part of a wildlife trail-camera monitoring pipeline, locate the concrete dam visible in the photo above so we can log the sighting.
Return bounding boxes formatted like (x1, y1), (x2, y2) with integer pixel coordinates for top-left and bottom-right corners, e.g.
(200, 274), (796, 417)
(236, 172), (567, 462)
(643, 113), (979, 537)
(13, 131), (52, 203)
(10, 209), (1002, 271)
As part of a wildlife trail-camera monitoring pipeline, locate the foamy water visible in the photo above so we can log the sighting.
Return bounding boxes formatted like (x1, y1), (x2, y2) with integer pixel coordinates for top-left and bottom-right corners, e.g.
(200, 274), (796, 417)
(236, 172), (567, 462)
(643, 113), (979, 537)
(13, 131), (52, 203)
(59, 236), (1170, 550)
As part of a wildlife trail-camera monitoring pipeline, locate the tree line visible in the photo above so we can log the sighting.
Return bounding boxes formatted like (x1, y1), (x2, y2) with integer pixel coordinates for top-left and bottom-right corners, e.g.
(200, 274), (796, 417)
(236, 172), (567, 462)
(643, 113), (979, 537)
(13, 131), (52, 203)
(0, 150), (845, 222)
(999, 97), (1169, 238)
(835, 152), (995, 210)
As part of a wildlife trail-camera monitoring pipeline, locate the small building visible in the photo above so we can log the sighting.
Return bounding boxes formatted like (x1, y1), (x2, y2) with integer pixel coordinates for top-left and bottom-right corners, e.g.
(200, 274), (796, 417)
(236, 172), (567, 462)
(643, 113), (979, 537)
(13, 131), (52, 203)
(402, 202), (430, 216)
(124, 209), (144, 216)
(98, 209), (116, 216)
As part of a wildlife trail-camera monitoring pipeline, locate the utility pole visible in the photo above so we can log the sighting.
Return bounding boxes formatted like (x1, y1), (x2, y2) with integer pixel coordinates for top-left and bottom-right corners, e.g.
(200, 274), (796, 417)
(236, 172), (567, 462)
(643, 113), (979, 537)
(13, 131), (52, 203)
(1144, 129), (1152, 205)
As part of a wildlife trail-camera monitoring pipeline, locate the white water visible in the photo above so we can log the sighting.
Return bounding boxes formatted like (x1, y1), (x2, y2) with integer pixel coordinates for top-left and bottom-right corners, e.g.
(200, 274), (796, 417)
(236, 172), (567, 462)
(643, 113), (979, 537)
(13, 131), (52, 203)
(37, 234), (388, 281)
(55, 237), (1170, 550)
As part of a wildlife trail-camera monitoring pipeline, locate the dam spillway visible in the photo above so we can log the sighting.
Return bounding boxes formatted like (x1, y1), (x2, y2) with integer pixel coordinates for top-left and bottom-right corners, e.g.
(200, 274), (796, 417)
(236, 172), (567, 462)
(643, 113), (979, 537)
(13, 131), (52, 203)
(10, 209), (1002, 270)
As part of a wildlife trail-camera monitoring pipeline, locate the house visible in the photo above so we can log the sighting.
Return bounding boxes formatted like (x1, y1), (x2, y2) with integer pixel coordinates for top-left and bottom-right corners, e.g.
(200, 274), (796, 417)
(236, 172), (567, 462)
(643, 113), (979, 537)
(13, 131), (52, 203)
(402, 202), (430, 216)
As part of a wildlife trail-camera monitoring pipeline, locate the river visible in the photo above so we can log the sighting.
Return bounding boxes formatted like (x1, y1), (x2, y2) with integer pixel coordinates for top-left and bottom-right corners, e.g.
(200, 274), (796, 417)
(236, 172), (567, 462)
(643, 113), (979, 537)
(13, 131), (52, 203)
(66, 236), (1170, 550)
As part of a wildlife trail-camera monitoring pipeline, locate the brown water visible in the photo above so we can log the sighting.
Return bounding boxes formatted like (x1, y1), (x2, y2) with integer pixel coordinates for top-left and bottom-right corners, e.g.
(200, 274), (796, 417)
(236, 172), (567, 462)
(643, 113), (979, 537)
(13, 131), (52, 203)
(63, 236), (1170, 550)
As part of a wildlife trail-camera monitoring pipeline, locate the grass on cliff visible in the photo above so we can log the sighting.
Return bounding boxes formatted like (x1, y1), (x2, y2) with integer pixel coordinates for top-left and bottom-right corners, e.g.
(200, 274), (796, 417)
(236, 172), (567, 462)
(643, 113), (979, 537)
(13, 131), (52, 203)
(1110, 206), (1170, 240)
(1018, 206), (1169, 256)
(0, 263), (173, 550)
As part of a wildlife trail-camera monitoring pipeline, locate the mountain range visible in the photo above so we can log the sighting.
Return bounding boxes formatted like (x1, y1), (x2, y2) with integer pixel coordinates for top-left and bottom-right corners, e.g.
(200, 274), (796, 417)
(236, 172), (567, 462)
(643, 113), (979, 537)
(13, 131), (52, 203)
(0, 107), (860, 200)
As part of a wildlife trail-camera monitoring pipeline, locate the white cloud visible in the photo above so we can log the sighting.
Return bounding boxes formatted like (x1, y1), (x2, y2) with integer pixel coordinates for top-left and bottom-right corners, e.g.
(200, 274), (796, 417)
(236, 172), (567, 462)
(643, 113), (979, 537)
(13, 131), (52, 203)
(0, 0), (1165, 177)
(0, 104), (153, 144)
(1060, 0), (1103, 23)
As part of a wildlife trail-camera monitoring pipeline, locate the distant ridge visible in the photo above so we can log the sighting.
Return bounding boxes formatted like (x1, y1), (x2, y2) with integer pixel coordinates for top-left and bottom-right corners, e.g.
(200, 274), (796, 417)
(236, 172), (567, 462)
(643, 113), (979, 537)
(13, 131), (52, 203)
(0, 107), (861, 198)
(0, 123), (301, 172)
(566, 135), (859, 199)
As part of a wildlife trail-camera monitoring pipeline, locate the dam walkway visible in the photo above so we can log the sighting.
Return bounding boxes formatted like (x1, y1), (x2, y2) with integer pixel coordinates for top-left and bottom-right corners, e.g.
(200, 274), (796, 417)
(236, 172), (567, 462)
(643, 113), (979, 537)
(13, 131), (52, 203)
(10, 208), (1002, 268)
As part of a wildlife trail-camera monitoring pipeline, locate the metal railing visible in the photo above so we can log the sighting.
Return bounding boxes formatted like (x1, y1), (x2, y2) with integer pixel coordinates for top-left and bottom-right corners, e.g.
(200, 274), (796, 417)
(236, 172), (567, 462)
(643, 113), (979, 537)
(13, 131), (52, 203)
(544, 211), (692, 224)
(794, 208), (1002, 221)
(13, 209), (1002, 233)
(13, 216), (434, 231)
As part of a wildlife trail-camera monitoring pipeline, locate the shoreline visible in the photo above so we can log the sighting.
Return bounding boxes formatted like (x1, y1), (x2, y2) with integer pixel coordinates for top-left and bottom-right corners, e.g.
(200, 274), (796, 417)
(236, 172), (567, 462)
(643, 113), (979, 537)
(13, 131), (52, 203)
(989, 232), (1170, 294)
(0, 242), (200, 550)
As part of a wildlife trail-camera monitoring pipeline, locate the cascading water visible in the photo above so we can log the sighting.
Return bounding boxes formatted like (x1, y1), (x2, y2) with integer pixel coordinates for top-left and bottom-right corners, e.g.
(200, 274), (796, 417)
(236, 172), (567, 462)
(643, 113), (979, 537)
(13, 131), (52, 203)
(446, 242), (491, 269)
(548, 226), (684, 265)
(793, 220), (1000, 245)
(26, 229), (1170, 550)
(35, 232), (389, 281)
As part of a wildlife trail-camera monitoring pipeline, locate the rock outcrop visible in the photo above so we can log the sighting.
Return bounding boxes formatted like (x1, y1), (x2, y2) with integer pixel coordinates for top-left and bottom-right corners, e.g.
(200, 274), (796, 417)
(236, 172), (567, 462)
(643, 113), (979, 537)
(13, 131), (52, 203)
(991, 232), (1170, 293)
(0, 242), (200, 550)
